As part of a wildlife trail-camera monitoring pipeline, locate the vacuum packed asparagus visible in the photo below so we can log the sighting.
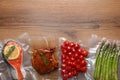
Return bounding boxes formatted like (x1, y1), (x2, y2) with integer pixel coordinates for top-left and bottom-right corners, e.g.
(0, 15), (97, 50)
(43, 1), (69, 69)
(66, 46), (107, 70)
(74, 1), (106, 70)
(93, 40), (120, 80)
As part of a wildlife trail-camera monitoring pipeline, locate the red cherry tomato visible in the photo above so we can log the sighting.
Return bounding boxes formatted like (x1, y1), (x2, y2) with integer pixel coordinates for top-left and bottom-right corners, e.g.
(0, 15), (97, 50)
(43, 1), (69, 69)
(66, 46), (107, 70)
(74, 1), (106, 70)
(73, 70), (78, 76)
(68, 72), (73, 78)
(62, 59), (66, 63)
(79, 55), (85, 60)
(77, 48), (83, 55)
(61, 44), (66, 50)
(72, 48), (76, 53)
(61, 69), (67, 74)
(77, 59), (81, 64)
(62, 49), (67, 54)
(76, 64), (81, 71)
(61, 63), (67, 69)
(67, 60), (72, 65)
(61, 54), (66, 59)
(70, 57), (75, 61)
(69, 42), (75, 47)
(65, 56), (69, 60)
(71, 61), (76, 67)
(74, 53), (79, 59)
(81, 60), (87, 67)
(66, 66), (72, 72)
(80, 67), (87, 72)
(74, 43), (80, 49)
(68, 52), (72, 57)
(64, 40), (70, 46)
(66, 46), (71, 51)
(63, 74), (68, 80)
(82, 49), (88, 57)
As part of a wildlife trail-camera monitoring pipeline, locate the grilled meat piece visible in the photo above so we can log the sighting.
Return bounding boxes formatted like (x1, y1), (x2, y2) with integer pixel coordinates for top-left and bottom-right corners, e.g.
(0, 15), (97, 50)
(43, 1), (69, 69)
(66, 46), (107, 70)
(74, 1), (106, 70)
(32, 48), (58, 74)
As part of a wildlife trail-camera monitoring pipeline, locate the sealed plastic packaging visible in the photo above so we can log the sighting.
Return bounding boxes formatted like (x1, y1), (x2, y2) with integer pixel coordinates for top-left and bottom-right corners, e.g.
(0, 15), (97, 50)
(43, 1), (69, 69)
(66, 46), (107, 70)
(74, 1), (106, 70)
(85, 35), (120, 80)
(0, 33), (119, 80)
(29, 36), (59, 80)
(0, 33), (38, 80)
(58, 37), (89, 80)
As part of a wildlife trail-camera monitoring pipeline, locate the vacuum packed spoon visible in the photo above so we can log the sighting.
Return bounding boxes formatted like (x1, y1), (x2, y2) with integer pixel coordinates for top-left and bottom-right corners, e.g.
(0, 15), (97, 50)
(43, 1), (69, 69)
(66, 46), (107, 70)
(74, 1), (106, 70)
(3, 41), (24, 80)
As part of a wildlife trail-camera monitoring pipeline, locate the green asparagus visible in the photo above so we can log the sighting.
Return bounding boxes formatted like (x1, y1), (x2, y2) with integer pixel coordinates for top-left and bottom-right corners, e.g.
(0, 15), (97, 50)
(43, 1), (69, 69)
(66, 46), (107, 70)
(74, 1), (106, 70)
(93, 40), (120, 80)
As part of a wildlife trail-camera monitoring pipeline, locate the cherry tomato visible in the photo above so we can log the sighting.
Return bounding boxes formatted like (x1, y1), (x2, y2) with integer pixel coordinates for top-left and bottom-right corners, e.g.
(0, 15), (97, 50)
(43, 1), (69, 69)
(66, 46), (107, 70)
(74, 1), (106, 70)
(74, 53), (79, 59)
(68, 72), (73, 78)
(74, 43), (80, 49)
(61, 44), (66, 50)
(76, 64), (81, 71)
(65, 56), (69, 60)
(71, 61), (76, 67)
(77, 59), (81, 64)
(73, 70), (78, 76)
(67, 60), (72, 66)
(69, 42), (75, 47)
(82, 49), (88, 57)
(66, 46), (71, 51)
(61, 63), (67, 69)
(64, 40), (70, 46)
(63, 74), (68, 80)
(70, 57), (75, 61)
(61, 54), (66, 59)
(81, 60), (87, 67)
(72, 48), (76, 53)
(80, 67), (87, 72)
(62, 49), (67, 54)
(66, 66), (72, 72)
(61, 69), (67, 74)
(79, 55), (85, 60)
(62, 59), (66, 63)
(68, 52), (72, 57)
(77, 48), (83, 55)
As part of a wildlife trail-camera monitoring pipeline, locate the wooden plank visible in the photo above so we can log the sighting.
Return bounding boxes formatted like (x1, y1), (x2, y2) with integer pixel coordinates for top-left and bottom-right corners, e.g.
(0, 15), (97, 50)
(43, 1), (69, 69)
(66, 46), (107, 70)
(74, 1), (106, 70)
(0, 0), (120, 26)
(0, 26), (119, 40)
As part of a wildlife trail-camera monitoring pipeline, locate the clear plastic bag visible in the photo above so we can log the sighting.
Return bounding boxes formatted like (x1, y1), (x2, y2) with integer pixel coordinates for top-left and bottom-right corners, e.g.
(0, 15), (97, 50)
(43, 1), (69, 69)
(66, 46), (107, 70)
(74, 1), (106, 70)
(29, 35), (59, 80)
(0, 33), (119, 80)
(0, 33), (38, 80)
(58, 37), (89, 80)
(85, 35), (120, 80)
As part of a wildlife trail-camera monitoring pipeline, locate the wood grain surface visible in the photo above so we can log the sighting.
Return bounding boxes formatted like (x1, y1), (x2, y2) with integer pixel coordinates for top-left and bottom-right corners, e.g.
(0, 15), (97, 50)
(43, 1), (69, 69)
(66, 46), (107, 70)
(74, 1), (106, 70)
(0, 0), (120, 80)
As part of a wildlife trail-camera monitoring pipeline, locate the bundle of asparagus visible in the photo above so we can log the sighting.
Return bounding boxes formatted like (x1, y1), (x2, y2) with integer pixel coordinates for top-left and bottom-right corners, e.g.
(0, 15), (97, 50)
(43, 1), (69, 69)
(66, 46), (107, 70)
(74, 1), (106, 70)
(93, 40), (120, 80)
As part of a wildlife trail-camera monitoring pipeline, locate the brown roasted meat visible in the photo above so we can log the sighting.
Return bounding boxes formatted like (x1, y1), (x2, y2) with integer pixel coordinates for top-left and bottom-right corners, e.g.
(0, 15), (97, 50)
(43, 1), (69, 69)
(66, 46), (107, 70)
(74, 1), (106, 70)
(32, 48), (58, 74)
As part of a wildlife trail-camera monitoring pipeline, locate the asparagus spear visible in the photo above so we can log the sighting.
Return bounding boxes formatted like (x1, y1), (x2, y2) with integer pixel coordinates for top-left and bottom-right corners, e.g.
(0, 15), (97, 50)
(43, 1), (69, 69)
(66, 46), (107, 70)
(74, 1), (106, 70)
(113, 45), (120, 80)
(93, 41), (106, 80)
(94, 41), (109, 80)
(100, 41), (111, 80)
(105, 42), (116, 80)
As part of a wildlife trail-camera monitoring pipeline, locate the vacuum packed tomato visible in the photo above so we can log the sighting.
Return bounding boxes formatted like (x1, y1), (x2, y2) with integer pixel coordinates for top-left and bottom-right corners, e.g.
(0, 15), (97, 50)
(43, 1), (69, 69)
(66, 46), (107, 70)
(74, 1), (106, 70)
(61, 40), (88, 80)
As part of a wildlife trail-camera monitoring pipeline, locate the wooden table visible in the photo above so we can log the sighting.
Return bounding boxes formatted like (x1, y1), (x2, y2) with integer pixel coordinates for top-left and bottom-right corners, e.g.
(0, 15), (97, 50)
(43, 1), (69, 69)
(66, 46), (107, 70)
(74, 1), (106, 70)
(0, 0), (120, 80)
